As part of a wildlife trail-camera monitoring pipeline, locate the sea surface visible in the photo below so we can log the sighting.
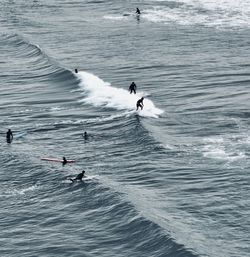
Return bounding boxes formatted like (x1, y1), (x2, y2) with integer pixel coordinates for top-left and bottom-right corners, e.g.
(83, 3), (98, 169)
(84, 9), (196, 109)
(0, 0), (249, 256)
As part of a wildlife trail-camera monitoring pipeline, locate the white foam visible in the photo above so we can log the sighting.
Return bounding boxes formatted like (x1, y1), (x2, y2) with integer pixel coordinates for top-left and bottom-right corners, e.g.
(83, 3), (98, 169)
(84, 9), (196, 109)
(143, 1), (250, 29)
(2, 185), (39, 197)
(203, 148), (245, 161)
(83, 175), (99, 181)
(103, 15), (127, 21)
(50, 106), (63, 112)
(203, 137), (224, 144)
(77, 71), (164, 118)
(202, 137), (246, 161)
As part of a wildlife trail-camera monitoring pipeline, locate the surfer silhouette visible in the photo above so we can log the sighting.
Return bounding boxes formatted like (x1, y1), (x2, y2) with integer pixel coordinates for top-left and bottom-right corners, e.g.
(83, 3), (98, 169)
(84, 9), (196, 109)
(136, 97), (144, 111)
(6, 129), (13, 143)
(62, 157), (68, 166)
(136, 8), (141, 15)
(70, 170), (85, 182)
(129, 82), (137, 94)
(83, 131), (88, 140)
(75, 69), (78, 73)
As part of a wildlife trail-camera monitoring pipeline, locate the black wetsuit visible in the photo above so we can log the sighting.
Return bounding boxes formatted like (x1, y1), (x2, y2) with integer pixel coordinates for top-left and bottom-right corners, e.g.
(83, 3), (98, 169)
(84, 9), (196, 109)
(129, 82), (137, 94)
(136, 97), (144, 110)
(62, 157), (67, 166)
(83, 132), (88, 140)
(136, 8), (141, 15)
(6, 129), (13, 143)
(70, 171), (85, 182)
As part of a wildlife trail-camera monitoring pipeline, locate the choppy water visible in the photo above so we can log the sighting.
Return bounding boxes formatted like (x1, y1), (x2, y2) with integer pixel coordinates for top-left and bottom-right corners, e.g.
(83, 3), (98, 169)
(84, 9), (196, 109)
(0, 1), (249, 256)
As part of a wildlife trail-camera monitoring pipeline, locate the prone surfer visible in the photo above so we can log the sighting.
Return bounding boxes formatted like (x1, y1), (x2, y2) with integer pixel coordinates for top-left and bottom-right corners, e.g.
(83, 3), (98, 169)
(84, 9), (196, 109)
(70, 170), (85, 182)
(129, 81), (137, 94)
(136, 97), (144, 111)
(62, 157), (68, 166)
(6, 129), (13, 143)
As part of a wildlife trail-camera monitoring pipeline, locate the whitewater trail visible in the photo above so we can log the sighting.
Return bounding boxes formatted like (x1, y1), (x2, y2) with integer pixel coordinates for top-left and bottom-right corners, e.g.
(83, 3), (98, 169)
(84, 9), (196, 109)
(76, 71), (164, 118)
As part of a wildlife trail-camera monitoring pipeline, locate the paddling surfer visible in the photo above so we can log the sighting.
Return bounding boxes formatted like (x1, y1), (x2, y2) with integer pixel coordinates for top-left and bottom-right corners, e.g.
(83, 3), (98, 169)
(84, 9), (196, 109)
(62, 157), (68, 166)
(70, 170), (85, 182)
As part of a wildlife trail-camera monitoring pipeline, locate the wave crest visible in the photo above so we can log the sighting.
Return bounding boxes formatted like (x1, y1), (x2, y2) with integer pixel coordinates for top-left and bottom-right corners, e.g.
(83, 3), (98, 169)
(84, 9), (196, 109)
(77, 71), (163, 118)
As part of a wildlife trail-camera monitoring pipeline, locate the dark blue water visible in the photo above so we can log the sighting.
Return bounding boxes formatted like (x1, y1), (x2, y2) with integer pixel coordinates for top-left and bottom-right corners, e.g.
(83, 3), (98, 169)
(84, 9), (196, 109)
(1, 1), (249, 256)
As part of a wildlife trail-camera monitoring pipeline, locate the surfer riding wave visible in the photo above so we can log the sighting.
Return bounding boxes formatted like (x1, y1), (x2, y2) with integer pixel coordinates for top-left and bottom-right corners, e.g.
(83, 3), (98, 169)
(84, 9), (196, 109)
(75, 71), (163, 118)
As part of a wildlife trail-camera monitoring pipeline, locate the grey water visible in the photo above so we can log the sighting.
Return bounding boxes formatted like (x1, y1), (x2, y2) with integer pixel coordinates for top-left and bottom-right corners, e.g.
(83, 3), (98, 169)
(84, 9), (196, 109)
(0, 0), (249, 256)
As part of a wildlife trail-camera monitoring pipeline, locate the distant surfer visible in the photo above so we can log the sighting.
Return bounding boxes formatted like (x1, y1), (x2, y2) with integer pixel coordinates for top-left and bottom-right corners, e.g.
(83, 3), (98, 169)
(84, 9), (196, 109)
(75, 69), (78, 73)
(136, 8), (141, 15)
(70, 170), (85, 182)
(129, 82), (137, 94)
(136, 97), (144, 111)
(6, 129), (13, 143)
(83, 131), (88, 140)
(62, 157), (68, 166)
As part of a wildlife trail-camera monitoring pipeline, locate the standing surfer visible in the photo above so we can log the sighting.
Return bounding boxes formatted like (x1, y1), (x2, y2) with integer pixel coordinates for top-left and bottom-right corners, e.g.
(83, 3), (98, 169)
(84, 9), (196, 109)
(136, 97), (144, 111)
(129, 82), (137, 94)
(136, 8), (141, 15)
(6, 129), (13, 143)
(83, 131), (88, 140)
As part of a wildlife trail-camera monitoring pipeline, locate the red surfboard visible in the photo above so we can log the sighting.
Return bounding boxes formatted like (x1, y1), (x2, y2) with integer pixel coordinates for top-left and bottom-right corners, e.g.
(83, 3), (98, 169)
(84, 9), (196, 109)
(41, 157), (75, 163)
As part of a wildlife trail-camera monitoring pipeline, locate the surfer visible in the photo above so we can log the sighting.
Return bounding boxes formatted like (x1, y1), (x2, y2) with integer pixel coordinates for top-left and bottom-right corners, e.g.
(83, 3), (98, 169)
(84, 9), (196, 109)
(70, 170), (85, 182)
(83, 131), (88, 140)
(62, 157), (68, 166)
(6, 129), (13, 143)
(136, 97), (144, 111)
(75, 69), (78, 73)
(129, 82), (137, 94)
(136, 8), (141, 15)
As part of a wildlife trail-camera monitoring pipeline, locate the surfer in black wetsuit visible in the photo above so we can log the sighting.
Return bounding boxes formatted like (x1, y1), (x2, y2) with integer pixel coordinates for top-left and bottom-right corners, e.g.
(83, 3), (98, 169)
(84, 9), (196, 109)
(75, 69), (78, 73)
(70, 170), (85, 182)
(6, 129), (13, 143)
(62, 157), (68, 166)
(136, 8), (141, 15)
(136, 97), (144, 111)
(129, 82), (137, 94)
(83, 131), (88, 140)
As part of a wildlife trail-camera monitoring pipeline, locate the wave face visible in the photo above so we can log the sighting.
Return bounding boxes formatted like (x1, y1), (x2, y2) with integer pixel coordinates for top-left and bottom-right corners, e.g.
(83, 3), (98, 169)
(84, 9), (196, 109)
(0, 1), (249, 257)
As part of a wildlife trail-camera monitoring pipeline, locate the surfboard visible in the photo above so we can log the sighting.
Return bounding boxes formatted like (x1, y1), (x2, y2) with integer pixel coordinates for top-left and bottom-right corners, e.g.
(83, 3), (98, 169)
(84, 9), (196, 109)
(41, 157), (75, 163)
(68, 175), (97, 183)
(15, 131), (27, 139)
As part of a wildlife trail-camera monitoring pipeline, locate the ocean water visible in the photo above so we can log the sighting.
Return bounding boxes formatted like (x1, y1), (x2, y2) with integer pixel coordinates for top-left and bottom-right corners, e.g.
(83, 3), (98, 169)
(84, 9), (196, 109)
(0, 0), (249, 256)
